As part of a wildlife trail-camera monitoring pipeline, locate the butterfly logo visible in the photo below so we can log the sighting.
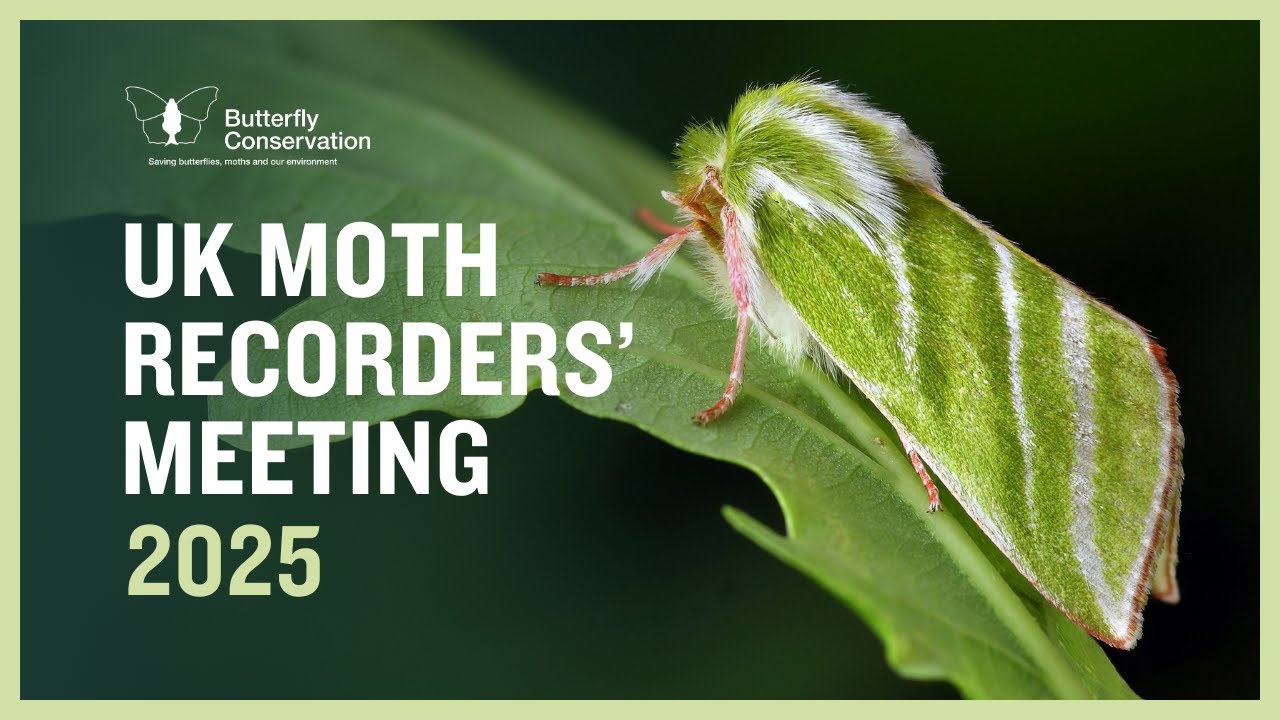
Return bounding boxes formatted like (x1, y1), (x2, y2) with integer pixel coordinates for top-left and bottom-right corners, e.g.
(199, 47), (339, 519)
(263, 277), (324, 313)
(125, 86), (220, 145)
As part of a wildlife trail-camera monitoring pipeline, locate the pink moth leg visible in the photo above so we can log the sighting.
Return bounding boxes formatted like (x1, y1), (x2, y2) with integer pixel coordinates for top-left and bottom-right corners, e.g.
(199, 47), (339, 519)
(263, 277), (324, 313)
(899, 430), (941, 512)
(692, 202), (751, 426)
(535, 227), (690, 287)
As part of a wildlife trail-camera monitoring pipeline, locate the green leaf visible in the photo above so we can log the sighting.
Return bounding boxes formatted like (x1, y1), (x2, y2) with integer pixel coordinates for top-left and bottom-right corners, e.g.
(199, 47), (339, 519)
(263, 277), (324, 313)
(29, 22), (1136, 699)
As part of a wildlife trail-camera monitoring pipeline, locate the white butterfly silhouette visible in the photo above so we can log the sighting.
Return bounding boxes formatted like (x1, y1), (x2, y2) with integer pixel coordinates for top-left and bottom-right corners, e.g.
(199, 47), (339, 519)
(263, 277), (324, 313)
(125, 86), (219, 145)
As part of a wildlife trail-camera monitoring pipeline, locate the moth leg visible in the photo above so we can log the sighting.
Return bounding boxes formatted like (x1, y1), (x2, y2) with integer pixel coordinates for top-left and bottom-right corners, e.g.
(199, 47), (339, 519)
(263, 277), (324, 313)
(899, 432), (941, 512)
(636, 207), (685, 236)
(536, 227), (690, 287)
(910, 451), (942, 512)
(694, 204), (750, 426)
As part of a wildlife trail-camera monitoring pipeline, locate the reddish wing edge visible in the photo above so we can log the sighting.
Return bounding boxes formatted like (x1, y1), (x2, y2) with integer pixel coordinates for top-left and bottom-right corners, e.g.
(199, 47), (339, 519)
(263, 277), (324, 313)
(1146, 341), (1184, 606)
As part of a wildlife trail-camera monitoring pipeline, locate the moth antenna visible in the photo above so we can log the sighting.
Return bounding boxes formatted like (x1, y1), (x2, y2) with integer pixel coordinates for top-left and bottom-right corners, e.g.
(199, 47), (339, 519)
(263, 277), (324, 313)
(536, 227), (690, 288)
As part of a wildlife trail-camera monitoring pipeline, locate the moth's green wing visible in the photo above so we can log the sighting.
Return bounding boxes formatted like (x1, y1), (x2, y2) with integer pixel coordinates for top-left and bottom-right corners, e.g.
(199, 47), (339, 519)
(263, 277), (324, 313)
(751, 182), (1183, 648)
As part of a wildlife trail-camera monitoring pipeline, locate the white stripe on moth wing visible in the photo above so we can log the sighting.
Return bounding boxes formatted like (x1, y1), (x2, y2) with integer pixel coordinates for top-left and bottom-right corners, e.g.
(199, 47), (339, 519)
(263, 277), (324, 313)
(883, 232), (919, 373)
(993, 241), (1037, 516)
(1117, 315), (1176, 624)
(1059, 283), (1124, 637)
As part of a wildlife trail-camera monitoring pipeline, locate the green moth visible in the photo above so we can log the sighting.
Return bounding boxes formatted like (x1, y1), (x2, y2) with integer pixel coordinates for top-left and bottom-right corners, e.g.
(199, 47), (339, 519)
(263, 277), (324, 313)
(538, 79), (1183, 649)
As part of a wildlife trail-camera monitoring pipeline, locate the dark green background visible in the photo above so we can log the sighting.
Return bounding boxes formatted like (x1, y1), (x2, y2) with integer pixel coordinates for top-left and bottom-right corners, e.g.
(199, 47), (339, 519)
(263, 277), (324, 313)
(21, 22), (1258, 698)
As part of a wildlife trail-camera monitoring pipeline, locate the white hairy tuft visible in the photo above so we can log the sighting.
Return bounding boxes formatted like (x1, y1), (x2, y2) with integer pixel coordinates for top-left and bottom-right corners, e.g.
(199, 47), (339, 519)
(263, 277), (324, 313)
(739, 96), (904, 244)
(810, 81), (942, 192)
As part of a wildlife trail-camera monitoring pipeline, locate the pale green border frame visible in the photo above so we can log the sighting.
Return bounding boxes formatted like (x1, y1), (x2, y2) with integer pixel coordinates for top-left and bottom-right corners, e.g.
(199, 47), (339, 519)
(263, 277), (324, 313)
(2, 1), (1267, 712)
